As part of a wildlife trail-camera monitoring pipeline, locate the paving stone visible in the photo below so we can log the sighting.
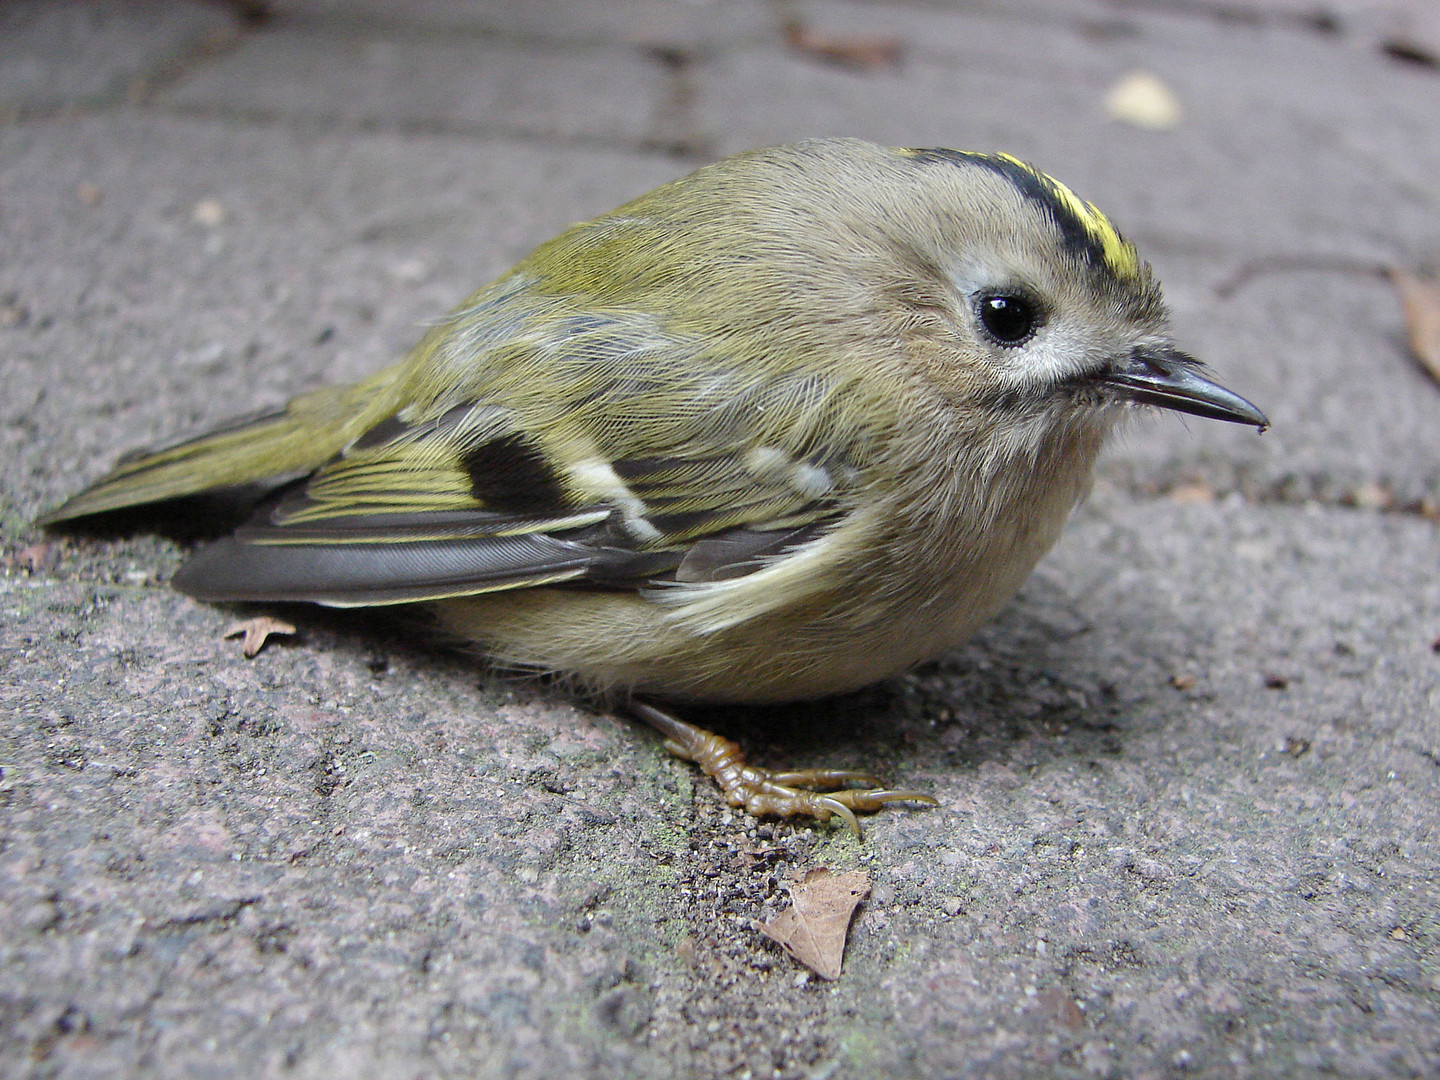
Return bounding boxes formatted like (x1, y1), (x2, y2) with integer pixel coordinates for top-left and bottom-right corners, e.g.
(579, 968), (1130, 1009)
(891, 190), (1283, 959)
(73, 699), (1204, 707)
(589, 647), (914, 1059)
(3, 495), (1436, 1077)
(0, 0), (236, 116)
(158, 25), (665, 145)
(273, 0), (778, 49)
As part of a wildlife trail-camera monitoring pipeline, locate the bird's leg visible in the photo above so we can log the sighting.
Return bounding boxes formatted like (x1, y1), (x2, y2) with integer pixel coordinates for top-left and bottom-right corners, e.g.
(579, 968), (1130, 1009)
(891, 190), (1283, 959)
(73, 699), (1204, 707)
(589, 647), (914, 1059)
(630, 700), (937, 838)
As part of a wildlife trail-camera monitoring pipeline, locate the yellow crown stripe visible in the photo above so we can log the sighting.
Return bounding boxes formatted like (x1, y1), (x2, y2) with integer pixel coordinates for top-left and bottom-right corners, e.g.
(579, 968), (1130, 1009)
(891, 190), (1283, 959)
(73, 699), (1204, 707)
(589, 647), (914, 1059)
(899, 147), (1141, 281)
(991, 154), (1140, 281)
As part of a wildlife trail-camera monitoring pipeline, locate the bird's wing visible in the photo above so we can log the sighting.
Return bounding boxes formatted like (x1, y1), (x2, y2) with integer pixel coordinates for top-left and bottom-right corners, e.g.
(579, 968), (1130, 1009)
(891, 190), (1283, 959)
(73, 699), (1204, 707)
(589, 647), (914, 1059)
(172, 293), (870, 607)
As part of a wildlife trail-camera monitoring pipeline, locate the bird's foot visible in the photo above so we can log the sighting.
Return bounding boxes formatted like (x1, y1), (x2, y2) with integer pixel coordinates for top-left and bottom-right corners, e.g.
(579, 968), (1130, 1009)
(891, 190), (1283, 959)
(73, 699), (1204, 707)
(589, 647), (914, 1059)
(631, 700), (936, 838)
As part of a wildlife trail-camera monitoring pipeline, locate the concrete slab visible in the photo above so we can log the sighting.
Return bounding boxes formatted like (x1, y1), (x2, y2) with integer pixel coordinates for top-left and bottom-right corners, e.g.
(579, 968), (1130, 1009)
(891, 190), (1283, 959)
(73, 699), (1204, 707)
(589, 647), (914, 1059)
(158, 25), (666, 146)
(273, 0), (778, 50)
(0, 0), (234, 117)
(4, 496), (1437, 1077)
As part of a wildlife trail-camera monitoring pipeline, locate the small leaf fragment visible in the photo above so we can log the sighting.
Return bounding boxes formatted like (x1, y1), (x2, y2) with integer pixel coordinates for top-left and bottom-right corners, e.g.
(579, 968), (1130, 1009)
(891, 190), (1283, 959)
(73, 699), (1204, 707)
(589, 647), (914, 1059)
(192, 198), (227, 226)
(760, 868), (871, 980)
(223, 616), (296, 657)
(1104, 71), (1181, 130)
(1167, 482), (1215, 504)
(1390, 268), (1440, 384)
(4, 542), (52, 572)
(784, 23), (904, 70)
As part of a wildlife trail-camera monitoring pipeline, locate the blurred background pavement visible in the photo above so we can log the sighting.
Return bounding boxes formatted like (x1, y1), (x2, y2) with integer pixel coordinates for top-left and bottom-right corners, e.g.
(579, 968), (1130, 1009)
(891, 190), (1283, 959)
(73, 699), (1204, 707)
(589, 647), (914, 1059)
(2, 2), (1439, 1076)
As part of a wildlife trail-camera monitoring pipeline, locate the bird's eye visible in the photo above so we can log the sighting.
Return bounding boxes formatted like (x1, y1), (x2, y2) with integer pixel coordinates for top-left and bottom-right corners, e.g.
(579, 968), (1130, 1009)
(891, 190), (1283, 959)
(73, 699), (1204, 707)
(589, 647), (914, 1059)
(976, 293), (1040, 346)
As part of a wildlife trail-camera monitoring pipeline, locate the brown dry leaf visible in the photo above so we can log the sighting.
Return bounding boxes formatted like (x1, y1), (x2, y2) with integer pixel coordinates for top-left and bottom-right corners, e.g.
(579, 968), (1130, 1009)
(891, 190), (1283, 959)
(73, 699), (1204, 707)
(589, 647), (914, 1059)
(760, 867), (871, 980)
(784, 23), (904, 71)
(223, 616), (296, 657)
(1381, 37), (1440, 69)
(4, 542), (52, 572)
(1390, 268), (1440, 384)
(1036, 986), (1087, 1030)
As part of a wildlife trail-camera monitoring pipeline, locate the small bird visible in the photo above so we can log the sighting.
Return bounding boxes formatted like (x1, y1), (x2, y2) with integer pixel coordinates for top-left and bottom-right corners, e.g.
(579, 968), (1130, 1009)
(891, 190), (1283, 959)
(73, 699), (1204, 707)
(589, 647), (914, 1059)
(43, 139), (1266, 834)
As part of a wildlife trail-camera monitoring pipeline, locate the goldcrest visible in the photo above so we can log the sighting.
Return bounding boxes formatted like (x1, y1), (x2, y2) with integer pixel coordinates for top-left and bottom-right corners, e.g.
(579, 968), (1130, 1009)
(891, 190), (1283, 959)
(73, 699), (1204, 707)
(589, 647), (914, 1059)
(45, 138), (1266, 832)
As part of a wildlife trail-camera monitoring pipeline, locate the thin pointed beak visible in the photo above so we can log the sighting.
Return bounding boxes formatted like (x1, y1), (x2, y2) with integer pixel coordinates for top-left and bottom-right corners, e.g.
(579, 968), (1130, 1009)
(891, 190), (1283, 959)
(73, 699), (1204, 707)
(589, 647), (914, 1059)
(1107, 347), (1268, 431)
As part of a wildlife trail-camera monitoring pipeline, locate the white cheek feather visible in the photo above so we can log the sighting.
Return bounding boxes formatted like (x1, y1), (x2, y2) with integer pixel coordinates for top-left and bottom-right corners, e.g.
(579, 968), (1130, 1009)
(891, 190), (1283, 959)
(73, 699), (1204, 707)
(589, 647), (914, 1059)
(943, 262), (1102, 393)
(568, 458), (662, 543)
(1008, 332), (1083, 388)
(1000, 326), (1104, 393)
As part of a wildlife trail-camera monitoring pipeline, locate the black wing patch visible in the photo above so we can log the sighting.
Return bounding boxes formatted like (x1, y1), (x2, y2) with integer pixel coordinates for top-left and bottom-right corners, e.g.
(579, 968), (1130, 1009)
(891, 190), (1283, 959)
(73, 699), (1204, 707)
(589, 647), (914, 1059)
(459, 432), (566, 513)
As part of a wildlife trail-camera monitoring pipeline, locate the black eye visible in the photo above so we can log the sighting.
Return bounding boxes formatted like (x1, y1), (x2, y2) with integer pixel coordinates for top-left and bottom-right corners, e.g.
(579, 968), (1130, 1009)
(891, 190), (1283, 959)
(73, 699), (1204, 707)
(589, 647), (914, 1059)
(977, 293), (1040, 345)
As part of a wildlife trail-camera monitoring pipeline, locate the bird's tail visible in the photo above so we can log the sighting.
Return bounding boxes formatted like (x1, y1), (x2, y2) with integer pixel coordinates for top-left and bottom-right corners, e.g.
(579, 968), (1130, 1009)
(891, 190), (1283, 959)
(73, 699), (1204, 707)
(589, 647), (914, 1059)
(40, 367), (402, 523)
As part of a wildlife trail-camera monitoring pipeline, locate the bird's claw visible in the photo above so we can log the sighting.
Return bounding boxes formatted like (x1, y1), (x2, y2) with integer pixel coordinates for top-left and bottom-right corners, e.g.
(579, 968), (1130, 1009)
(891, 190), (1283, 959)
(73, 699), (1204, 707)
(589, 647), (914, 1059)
(631, 701), (937, 838)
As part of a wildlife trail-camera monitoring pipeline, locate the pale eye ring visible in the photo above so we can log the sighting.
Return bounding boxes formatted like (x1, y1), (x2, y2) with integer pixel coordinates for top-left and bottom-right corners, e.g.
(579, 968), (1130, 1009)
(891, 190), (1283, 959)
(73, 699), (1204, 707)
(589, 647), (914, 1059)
(976, 293), (1041, 346)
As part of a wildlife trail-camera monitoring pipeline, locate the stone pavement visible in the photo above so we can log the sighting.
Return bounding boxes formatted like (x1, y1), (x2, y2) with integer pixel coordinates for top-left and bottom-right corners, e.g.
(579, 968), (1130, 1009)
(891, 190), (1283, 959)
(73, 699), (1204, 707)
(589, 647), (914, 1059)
(3, 1), (1439, 1076)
